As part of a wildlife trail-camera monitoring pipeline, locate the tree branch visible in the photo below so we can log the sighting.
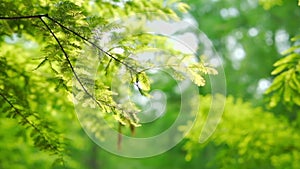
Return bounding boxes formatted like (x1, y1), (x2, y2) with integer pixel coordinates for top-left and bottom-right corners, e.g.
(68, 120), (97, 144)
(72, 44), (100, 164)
(0, 14), (136, 122)
(0, 14), (48, 20)
(38, 16), (130, 117)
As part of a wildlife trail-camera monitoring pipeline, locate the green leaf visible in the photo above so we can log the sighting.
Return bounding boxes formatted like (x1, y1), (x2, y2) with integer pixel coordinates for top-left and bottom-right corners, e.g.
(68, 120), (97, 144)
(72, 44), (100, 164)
(293, 94), (300, 106)
(291, 73), (300, 89)
(283, 85), (292, 102)
(265, 80), (282, 94)
(259, 0), (283, 10)
(291, 35), (300, 41)
(271, 64), (287, 75)
(269, 93), (280, 108)
(206, 67), (218, 75)
(187, 69), (205, 86)
(281, 45), (300, 55)
(33, 57), (48, 70)
(177, 2), (190, 13)
(289, 79), (299, 92)
(273, 53), (300, 67)
(136, 72), (150, 91)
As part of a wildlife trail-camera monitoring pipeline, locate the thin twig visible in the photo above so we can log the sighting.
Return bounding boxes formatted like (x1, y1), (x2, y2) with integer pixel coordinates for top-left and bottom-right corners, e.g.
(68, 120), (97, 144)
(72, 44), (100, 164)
(0, 14), (48, 20)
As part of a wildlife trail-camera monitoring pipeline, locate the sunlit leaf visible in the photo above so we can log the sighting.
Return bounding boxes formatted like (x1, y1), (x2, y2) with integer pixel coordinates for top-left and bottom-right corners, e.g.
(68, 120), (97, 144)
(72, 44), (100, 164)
(177, 2), (190, 13)
(187, 68), (205, 86)
(273, 53), (299, 67)
(136, 72), (151, 91)
(271, 64), (289, 75)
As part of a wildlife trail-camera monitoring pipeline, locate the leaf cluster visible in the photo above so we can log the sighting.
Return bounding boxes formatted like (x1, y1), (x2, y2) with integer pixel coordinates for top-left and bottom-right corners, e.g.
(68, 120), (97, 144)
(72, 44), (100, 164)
(265, 35), (300, 109)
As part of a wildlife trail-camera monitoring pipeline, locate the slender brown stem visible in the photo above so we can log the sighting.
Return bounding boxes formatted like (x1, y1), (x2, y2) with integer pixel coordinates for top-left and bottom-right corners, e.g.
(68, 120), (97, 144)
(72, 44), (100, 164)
(118, 122), (123, 150)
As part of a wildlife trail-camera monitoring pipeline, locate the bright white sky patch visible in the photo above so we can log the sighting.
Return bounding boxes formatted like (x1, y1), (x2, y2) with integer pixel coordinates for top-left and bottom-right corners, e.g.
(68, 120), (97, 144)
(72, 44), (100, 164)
(275, 29), (290, 53)
(146, 17), (199, 55)
(248, 27), (259, 37)
(265, 31), (274, 46)
(168, 33), (198, 54)
(220, 7), (239, 18)
(256, 78), (271, 94)
(226, 35), (246, 69)
(233, 47), (246, 60)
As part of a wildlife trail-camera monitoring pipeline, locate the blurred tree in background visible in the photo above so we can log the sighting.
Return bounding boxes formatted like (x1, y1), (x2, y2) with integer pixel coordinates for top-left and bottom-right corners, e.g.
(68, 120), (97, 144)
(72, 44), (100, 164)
(182, 0), (300, 168)
(0, 0), (300, 169)
(185, 0), (299, 104)
(184, 95), (300, 169)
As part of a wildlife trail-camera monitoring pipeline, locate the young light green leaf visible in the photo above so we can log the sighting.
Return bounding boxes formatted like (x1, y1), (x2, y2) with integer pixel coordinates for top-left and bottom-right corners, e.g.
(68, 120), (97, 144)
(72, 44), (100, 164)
(288, 77), (299, 92)
(291, 34), (300, 41)
(281, 45), (300, 55)
(177, 2), (190, 13)
(291, 73), (300, 89)
(187, 69), (205, 86)
(33, 57), (48, 70)
(283, 85), (292, 102)
(273, 53), (300, 67)
(206, 67), (218, 75)
(271, 64), (287, 75)
(269, 92), (281, 108)
(293, 94), (300, 106)
(136, 72), (150, 91)
(265, 80), (282, 94)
